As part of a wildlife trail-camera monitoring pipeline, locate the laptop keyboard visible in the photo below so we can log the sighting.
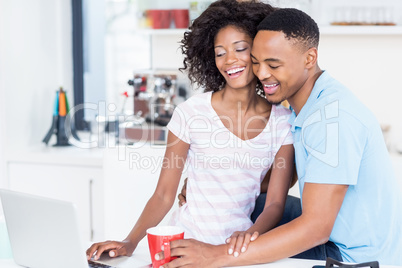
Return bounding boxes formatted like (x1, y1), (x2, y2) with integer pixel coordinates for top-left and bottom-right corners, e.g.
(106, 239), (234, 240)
(88, 260), (115, 268)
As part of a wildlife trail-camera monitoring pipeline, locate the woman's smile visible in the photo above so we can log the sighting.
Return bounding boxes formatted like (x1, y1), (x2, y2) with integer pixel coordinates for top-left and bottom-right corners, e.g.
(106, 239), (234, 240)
(226, 66), (246, 79)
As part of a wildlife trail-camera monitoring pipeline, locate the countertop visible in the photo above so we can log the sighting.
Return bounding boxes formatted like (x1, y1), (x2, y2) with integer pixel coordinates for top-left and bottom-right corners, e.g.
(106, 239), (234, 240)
(2, 147), (402, 267)
(0, 258), (335, 268)
(7, 143), (402, 169)
(1, 254), (401, 268)
(7, 144), (104, 168)
(0, 239), (401, 268)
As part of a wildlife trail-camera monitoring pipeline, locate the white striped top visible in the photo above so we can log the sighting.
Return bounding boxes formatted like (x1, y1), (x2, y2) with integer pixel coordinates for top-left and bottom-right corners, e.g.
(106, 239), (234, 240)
(167, 91), (293, 245)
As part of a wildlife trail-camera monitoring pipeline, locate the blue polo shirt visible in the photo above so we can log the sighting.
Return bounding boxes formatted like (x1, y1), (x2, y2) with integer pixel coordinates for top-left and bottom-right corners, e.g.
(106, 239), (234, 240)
(289, 71), (402, 265)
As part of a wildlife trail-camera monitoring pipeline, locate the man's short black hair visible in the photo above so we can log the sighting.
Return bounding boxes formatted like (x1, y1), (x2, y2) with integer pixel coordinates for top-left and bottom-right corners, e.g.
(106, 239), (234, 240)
(257, 8), (319, 51)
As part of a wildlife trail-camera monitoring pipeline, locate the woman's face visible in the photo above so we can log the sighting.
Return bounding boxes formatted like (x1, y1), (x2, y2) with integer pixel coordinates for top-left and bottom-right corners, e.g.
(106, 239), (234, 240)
(214, 25), (256, 91)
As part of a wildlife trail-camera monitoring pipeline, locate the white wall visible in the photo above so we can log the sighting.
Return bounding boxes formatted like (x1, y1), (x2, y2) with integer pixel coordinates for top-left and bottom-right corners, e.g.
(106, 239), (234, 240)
(0, 0), (9, 191)
(0, 0), (73, 187)
(319, 34), (402, 149)
(0, 0), (7, 213)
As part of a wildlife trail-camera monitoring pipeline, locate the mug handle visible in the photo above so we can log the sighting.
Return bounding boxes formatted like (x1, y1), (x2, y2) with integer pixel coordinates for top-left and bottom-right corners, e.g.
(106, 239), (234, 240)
(163, 238), (171, 263)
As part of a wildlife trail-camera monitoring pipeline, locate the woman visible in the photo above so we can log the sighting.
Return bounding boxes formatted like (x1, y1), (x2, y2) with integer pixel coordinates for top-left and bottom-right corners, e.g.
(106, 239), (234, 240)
(87, 0), (294, 261)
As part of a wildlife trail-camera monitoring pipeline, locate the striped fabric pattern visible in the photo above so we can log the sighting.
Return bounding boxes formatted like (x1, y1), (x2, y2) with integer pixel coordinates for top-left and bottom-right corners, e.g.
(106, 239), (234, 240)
(167, 91), (293, 245)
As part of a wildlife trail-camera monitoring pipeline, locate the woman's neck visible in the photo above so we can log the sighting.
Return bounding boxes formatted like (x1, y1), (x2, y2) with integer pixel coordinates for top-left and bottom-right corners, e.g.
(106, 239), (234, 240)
(219, 83), (260, 113)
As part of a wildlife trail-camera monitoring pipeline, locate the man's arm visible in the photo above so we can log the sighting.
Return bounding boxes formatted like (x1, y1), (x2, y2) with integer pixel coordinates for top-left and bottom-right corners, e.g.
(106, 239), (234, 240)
(162, 182), (348, 268)
(225, 183), (348, 265)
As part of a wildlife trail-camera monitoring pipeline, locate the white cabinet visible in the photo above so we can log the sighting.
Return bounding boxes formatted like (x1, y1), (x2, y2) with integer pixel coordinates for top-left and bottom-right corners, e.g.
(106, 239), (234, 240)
(101, 144), (186, 240)
(6, 147), (103, 242)
(8, 163), (102, 242)
(5, 144), (188, 243)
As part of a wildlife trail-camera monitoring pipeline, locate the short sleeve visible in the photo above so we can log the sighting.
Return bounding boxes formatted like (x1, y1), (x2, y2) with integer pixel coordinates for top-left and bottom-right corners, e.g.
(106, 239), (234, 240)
(303, 109), (367, 185)
(282, 129), (293, 146)
(167, 103), (191, 144)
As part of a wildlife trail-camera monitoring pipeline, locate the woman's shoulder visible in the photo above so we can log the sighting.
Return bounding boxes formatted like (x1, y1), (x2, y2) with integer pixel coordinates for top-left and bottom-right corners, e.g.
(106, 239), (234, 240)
(175, 91), (212, 113)
(189, 91), (212, 100)
(177, 91), (211, 106)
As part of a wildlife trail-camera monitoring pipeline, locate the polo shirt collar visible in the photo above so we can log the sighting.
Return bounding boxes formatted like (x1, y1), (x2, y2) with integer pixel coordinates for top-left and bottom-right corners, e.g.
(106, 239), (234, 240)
(289, 70), (330, 131)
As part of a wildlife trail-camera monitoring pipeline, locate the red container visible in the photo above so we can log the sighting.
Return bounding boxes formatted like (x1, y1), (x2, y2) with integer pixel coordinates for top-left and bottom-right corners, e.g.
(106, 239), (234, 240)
(149, 9), (171, 29)
(172, 9), (189, 28)
(147, 226), (184, 268)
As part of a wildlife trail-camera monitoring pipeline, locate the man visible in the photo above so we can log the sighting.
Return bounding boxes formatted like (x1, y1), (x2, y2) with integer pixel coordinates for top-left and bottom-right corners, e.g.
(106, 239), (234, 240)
(160, 8), (402, 267)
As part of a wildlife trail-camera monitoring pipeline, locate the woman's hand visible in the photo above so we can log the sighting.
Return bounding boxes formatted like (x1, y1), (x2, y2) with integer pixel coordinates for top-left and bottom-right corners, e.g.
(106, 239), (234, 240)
(226, 231), (259, 257)
(86, 240), (136, 261)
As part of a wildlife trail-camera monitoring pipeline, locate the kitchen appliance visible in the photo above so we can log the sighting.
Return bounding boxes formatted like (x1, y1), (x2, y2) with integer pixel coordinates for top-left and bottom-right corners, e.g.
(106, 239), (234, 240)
(128, 72), (178, 126)
(124, 71), (189, 144)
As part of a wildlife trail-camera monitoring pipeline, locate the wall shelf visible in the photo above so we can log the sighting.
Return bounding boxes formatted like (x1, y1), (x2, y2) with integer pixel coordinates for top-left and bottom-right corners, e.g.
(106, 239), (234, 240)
(137, 26), (402, 37)
(319, 25), (402, 35)
(138, 28), (188, 36)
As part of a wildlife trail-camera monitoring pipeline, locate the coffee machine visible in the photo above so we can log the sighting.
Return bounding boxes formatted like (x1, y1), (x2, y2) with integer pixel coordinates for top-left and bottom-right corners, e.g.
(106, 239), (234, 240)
(128, 72), (179, 126)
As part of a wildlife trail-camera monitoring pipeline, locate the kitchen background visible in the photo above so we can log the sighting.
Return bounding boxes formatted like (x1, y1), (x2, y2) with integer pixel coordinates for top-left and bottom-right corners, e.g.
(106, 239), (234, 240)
(1, 0), (402, 243)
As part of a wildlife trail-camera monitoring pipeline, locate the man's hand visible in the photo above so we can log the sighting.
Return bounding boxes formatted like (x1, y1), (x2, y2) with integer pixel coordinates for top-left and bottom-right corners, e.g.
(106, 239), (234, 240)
(156, 239), (227, 268)
(226, 231), (259, 257)
(86, 240), (135, 261)
(178, 178), (188, 206)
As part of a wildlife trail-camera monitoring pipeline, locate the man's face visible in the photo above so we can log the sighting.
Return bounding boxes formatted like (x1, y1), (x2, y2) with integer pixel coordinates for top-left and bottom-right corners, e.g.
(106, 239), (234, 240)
(251, 30), (309, 105)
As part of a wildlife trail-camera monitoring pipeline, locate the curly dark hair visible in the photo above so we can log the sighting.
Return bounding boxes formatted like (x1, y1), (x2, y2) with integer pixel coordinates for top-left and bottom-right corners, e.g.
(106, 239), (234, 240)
(257, 8), (319, 52)
(180, 0), (275, 92)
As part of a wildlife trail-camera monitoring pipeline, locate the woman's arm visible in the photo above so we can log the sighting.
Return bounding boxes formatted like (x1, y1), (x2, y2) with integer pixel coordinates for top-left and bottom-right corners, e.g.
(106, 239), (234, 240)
(86, 131), (190, 260)
(252, 144), (295, 233)
(260, 168), (271, 193)
(227, 144), (295, 256)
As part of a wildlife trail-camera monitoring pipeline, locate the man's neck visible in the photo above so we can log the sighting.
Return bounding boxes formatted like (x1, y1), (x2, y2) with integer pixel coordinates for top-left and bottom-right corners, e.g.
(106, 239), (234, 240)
(288, 68), (323, 115)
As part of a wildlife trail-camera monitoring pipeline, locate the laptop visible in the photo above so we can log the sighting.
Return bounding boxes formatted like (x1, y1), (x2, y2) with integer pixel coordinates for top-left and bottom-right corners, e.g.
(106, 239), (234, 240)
(0, 189), (151, 268)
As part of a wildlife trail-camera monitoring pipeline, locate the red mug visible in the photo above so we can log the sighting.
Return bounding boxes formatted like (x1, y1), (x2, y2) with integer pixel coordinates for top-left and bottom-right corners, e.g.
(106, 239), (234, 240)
(172, 9), (189, 29)
(147, 226), (184, 267)
(148, 9), (171, 29)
